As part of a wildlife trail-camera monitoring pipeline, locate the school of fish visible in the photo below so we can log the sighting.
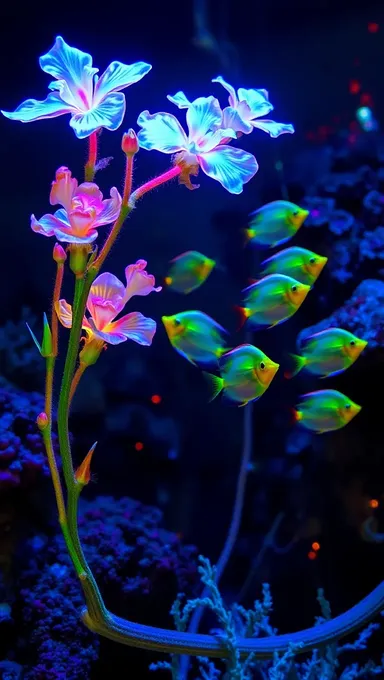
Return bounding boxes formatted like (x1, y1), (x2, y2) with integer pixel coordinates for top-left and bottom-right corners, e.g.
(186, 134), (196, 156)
(161, 199), (366, 424)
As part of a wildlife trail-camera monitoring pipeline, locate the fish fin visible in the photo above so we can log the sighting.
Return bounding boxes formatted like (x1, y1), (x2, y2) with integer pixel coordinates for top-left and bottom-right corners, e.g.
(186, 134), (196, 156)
(248, 277), (259, 285)
(290, 407), (303, 425)
(215, 346), (231, 358)
(233, 305), (251, 330)
(243, 228), (256, 247)
(284, 353), (307, 379)
(319, 368), (344, 378)
(202, 372), (224, 402)
(175, 347), (198, 367)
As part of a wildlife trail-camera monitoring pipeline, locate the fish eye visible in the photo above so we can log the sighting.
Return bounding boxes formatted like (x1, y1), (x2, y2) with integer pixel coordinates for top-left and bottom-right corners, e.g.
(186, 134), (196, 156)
(309, 257), (316, 264)
(260, 361), (266, 370)
(174, 318), (181, 326)
(345, 403), (351, 409)
(291, 284), (297, 292)
(350, 340), (356, 346)
(293, 210), (299, 217)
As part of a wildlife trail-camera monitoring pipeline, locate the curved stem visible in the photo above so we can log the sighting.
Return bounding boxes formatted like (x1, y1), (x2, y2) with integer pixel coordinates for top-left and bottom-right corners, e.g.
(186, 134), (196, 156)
(81, 580), (384, 657)
(129, 165), (181, 206)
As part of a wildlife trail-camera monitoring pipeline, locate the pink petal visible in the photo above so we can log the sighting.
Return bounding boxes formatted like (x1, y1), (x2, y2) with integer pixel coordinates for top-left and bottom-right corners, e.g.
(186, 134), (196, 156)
(124, 259), (162, 304)
(87, 272), (126, 321)
(55, 299), (92, 331)
(50, 167), (78, 210)
(68, 207), (97, 238)
(88, 300), (119, 331)
(75, 182), (104, 206)
(94, 187), (122, 226)
(92, 312), (157, 346)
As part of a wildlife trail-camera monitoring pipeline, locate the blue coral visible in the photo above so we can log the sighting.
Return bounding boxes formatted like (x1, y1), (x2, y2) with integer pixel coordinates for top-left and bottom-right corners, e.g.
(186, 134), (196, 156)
(0, 378), (57, 489)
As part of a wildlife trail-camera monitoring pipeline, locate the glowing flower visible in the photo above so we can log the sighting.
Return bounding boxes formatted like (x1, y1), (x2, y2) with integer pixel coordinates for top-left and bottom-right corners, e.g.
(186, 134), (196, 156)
(168, 78), (294, 137)
(56, 260), (161, 347)
(1, 36), (151, 139)
(137, 96), (258, 194)
(31, 167), (122, 244)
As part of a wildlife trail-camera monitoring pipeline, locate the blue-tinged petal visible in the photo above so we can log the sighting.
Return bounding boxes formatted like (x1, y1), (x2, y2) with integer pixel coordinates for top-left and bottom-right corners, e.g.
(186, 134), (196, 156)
(196, 127), (236, 153)
(31, 210), (69, 237)
(167, 91), (193, 109)
(1, 92), (74, 122)
(186, 96), (222, 142)
(252, 119), (295, 137)
(222, 106), (253, 134)
(54, 228), (98, 244)
(237, 87), (273, 118)
(137, 110), (187, 152)
(212, 76), (237, 107)
(94, 61), (152, 103)
(197, 145), (258, 195)
(39, 36), (97, 109)
(69, 92), (126, 139)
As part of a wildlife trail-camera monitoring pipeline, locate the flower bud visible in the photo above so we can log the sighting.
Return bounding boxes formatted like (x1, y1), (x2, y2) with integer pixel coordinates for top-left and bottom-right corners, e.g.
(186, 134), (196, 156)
(53, 243), (67, 264)
(75, 442), (97, 487)
(122, 129), (139, 157)
(37, 412), (49, 431)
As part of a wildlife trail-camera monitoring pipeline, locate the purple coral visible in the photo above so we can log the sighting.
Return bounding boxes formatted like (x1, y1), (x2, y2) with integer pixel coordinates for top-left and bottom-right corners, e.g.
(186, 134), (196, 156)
(0, 378), (58, 489)
(16, 496), (198, 679)
(298, 279), (384, 350)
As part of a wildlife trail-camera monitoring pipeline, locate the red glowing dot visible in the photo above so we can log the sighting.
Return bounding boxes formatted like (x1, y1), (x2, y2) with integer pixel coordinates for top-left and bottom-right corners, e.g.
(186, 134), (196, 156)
(368, 22), (379, 33)
(369, 499), (379, 509)
(349, 79), (361, 95)
(360, 92), (373, 106)
(308, 551), (317, 560)
(151, 394), (162, 405)
(134, 441), (144, 451)
(312, 541), (320, 551)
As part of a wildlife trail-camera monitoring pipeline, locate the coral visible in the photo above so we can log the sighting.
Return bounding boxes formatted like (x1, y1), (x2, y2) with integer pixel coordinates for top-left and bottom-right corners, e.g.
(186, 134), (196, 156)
(0, 308), (45, 390)
(151, 558), (383, 679)
(0, 378), (56, 489)
(15, 495), (198, 679)
(297, 279), (384, 350)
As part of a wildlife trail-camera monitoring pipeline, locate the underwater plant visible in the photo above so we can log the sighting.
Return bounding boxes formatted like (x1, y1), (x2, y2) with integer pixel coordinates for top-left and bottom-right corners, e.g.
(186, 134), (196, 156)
(2, 34), (384, 677)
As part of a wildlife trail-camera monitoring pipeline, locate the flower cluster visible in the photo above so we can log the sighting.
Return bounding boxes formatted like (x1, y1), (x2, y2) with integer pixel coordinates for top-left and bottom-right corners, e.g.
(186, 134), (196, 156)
(2, 36), (294, 195)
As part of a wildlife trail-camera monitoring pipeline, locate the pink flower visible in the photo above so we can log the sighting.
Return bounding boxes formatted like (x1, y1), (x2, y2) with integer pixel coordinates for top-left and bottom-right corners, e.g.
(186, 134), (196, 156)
(56, 260), (161, 346)
(31, 167), (122, 244)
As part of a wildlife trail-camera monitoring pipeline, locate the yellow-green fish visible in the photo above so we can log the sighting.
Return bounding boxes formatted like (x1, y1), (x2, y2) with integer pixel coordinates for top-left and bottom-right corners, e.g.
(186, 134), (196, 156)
(203, 343), (279, 406)
(285, 328), (368, 379)
(165, 250), (216, 294)
(236, 274), (310, 329)
(245, 200), (309, 248)
(260, 246), (328, 286)
(292, 389), (362, 434)
(162, 310), (227, 367)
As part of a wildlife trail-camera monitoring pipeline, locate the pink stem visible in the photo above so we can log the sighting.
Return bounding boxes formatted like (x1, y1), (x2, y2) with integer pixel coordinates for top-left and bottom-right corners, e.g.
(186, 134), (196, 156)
(129, 165), (181, 205)
(85, 132), (98, 182)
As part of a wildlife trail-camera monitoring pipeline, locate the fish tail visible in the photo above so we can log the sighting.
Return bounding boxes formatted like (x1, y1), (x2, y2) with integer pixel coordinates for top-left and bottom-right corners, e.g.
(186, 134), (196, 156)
(233, 305), (251, 330)
(290, 407), (303, 424)
(202, 372), (224, 402)
(284, 353), (307, 379)
(243, 228), (256, 247)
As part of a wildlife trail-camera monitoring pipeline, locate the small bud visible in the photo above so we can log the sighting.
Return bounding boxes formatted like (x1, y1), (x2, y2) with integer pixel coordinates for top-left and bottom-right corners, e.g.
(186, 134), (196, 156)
(79, 338), (105, 367)
(41, 313), (53, 357)
(75, 442), (97, 487)
(122, 129), (139, 157)
(69, 245), (92, 276)
(53, 243), (67, 264)
(37, 412), (49, 431)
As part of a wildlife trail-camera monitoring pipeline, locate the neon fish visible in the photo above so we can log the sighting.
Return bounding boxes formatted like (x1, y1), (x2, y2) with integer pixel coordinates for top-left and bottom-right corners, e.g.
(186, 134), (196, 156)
(260, 246), (328, 286)
(245, 200), (309, 248)
(292, 389), (362, 434)
(204, 343), (279, 406)
(165, 250), (215, 294)
(162, 310), (227, 366)
(286, 328), (368, 378)
(237, 274), (310, 329)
